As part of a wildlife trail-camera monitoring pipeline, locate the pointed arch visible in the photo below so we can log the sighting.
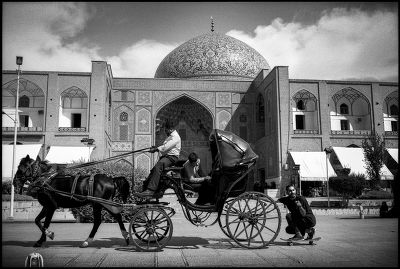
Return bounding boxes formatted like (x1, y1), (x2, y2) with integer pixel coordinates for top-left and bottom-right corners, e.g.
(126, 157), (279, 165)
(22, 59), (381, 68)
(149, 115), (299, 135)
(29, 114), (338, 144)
(332, 87), (370, 115)
(292, 89), (317, 112)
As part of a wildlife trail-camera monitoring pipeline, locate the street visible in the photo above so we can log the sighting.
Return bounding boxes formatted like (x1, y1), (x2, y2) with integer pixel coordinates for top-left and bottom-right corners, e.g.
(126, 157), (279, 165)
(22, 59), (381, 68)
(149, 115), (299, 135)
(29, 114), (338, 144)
(2, 215), (398, 267)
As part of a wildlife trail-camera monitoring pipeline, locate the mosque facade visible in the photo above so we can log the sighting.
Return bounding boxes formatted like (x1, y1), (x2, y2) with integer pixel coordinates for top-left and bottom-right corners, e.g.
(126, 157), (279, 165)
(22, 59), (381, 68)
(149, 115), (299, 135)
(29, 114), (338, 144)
(2, 31), (398, 196)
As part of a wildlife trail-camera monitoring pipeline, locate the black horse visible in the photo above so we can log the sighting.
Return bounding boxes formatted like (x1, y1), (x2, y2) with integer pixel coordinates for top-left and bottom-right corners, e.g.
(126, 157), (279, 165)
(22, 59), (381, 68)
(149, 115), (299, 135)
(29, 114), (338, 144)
(13, 155), (130, 248)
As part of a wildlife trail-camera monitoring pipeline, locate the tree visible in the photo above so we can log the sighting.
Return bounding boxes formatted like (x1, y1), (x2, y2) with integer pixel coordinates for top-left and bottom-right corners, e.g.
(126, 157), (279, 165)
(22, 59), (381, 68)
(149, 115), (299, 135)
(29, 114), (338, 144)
(361, 131), (385, 190)
(329, 173), (367, 207)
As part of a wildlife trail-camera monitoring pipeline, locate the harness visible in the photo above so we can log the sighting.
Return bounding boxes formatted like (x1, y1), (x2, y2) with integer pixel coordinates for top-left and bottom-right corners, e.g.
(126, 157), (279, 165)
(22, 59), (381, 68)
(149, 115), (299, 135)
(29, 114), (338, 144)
(70, 173), (95, 198)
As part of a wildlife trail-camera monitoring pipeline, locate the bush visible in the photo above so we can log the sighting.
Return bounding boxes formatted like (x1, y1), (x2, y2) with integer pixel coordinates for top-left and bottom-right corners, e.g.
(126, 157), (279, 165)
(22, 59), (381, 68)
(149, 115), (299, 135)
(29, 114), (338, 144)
(2, 180), (12, 194)
(329, 173), (367, 206)
(68, 160), (148, 223)
(2, 194), (35, 201)
(358, 190), (393, 199)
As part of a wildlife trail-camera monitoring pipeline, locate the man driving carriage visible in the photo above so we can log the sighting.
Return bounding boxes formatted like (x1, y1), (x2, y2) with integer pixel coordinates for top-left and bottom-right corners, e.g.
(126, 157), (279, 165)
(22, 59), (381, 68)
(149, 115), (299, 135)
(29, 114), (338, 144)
(138, 120), (181, 198)
(278, 184), (316, 240)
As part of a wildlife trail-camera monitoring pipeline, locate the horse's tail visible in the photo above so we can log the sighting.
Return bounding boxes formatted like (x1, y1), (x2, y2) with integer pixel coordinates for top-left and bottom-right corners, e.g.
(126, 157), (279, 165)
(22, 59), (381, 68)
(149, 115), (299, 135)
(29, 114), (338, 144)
(113, 177), (130, 203)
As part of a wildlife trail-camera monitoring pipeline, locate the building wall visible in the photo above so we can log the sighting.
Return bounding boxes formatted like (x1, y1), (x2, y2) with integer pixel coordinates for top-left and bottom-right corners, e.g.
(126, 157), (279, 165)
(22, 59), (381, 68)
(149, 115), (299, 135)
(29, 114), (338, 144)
(2, 62), (398, 188)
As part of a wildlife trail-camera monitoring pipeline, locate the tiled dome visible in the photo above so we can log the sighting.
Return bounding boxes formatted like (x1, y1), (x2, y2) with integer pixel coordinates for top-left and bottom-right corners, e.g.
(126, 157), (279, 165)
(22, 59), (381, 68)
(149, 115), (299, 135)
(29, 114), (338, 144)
(155, 32), (270, 80)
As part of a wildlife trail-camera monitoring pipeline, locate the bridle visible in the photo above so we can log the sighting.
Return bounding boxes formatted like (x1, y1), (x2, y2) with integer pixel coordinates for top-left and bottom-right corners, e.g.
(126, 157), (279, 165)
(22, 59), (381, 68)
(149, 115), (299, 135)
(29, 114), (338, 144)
(16, 158), (41, 188)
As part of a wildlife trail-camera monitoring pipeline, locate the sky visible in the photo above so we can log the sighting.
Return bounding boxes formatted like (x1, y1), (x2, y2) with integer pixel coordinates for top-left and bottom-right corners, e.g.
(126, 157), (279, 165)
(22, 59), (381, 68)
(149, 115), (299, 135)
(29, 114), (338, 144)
(2, 2), (398, 82)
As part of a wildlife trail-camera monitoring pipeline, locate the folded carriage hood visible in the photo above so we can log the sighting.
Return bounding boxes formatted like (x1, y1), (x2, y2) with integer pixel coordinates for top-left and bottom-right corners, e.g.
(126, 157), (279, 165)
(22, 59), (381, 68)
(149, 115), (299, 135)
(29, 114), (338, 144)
(209, 129), (258, 169)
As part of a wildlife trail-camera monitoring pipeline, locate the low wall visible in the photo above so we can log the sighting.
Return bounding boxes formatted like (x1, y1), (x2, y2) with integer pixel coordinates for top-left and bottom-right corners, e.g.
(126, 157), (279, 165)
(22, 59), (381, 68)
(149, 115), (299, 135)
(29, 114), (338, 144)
(2, 196), (390, 222)
(2, 200), (76, 222)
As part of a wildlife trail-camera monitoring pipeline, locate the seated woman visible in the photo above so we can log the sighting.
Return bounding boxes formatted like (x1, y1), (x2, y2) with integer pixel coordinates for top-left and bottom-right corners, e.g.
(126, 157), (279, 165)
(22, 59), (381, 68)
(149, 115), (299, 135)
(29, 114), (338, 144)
(181, 152), (215, 205)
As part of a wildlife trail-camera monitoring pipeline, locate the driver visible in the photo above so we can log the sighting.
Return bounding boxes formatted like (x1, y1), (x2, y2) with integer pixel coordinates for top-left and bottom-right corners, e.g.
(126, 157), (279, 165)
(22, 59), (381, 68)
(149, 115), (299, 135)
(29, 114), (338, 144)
(138, 120), (181, 198)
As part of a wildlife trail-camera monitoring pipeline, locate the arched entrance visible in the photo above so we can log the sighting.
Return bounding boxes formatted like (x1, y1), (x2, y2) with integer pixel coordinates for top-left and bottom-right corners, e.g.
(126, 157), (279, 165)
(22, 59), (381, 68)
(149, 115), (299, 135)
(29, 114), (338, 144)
(156, 96), (213, 173)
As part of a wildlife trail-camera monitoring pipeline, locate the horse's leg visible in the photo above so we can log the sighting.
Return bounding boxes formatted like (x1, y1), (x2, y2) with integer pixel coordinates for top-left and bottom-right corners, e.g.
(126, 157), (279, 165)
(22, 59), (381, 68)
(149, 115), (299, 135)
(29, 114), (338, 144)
(111, 212), (129, 245)
(33, 207), (47, 247)
(42, 206), (56, 240)
(80, 203), (102, 248)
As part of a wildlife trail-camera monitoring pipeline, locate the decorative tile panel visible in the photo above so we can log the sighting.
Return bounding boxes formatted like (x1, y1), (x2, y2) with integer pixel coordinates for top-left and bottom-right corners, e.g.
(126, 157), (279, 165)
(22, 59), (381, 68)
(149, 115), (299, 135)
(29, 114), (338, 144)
(216, 110), (231, 130)
(134, 135), (152, 150)
(216, 92), (231, 107)
(111, 142), (133, 151)
(153, 92), (215, 117)
(135, 153), (150, 174)
(136, 91), (152, 105)
(136, 108), (151, 134)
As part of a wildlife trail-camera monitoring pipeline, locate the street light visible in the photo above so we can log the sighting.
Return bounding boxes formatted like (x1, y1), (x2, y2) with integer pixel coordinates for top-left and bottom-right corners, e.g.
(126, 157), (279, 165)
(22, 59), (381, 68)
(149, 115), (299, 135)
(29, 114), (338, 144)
(81, 138), (95, 161)
(324, 146), (333, 208)
(9, 56), (23, 220)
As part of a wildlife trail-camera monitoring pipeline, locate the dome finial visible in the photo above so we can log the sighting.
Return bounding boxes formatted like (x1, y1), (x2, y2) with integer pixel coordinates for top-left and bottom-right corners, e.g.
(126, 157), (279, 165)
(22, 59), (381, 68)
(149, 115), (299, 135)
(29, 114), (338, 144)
(211, 16), (214, 32)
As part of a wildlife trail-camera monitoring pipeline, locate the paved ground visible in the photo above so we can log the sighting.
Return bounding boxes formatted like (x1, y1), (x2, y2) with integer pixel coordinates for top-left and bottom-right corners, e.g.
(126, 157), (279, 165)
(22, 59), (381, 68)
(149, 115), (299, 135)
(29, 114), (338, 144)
(2, 213), (398, 267)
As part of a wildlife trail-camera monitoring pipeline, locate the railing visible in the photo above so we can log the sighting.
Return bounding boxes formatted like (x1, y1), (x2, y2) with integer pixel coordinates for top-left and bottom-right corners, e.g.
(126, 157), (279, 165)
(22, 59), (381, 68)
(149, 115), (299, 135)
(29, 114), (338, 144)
(293, 129), (319, 134)
(331, 130), (371, 135)
(384, 131), (398, 137)
(58, 127), (86, 132)
(2, 126), (43, 132)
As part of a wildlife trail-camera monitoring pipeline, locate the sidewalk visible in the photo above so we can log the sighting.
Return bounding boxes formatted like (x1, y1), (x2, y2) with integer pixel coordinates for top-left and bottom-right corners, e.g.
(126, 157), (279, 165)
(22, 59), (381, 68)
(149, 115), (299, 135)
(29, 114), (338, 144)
(2, 214), (398, 267)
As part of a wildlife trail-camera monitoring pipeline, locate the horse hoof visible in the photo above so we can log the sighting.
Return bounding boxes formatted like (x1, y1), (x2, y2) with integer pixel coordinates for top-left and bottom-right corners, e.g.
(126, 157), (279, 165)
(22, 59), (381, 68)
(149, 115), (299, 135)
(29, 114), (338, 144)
(45, 230), (54, 240)
(125, 238), (129, 246)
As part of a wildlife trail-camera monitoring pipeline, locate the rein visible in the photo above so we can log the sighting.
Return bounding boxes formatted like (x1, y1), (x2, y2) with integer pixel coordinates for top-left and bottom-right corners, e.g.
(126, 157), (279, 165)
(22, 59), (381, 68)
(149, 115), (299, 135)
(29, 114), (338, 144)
(64, 147), (152, 170)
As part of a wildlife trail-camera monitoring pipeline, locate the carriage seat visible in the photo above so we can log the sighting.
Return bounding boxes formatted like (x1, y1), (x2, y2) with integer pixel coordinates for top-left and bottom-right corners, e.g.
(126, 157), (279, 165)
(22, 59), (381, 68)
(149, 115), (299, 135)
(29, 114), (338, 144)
(163, 160), (203, 193)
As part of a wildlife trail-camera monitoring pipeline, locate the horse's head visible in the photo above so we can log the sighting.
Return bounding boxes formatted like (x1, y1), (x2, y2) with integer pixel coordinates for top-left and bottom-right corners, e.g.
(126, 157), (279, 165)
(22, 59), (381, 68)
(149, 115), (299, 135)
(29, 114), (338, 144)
(14, 155), (42, 194)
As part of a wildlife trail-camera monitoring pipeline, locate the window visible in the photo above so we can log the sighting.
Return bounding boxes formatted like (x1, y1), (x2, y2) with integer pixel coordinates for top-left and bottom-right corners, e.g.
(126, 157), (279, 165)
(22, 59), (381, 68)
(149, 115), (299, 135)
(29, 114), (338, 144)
(296, 100), (305, 110)
(71, 113), (81, 128)
(121, 91), (127, 101)
(19, 95), (30, 107)
(19, 115), (29, 127)
(340, 103), (349, 114)
(295, 115), (305, 130)
(391, 121), (398, 132)
(119, 125), (128, 140)
(120, 112), (128, 121)
(340, 120), (349, 130)
(390, 105), (398, 116)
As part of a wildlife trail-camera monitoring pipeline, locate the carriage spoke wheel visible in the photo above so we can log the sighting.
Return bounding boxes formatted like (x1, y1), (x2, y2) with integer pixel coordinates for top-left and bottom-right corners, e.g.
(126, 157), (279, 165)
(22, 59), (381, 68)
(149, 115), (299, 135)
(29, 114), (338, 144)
(129, 207), (173, 252)
(225, 192), (281, 249)
(218, 198), (235, 239)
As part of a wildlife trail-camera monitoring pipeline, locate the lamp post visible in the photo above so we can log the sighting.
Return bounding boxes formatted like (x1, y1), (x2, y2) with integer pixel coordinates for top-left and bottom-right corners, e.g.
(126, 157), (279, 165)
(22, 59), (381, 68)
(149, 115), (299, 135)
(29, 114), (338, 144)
(324, 146), (333, 208)
(9, 56), (23, 220)
(81, 138), (95, 161)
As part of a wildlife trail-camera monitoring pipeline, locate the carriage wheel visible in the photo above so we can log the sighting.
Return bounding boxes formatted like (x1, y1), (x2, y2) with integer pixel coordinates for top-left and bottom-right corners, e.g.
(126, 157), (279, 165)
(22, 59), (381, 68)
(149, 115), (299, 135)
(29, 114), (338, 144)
(225, 192), (281, 249)
(218, 197), (235, 239)
(130, 210), (170, 243)
(129, 207), (173, 251)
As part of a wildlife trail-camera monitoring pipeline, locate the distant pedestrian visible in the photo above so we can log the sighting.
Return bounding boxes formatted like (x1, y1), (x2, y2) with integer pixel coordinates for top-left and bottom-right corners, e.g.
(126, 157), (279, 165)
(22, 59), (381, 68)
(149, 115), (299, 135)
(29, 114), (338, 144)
(379, 201), (389, 218)
(278, 184), (316, 240)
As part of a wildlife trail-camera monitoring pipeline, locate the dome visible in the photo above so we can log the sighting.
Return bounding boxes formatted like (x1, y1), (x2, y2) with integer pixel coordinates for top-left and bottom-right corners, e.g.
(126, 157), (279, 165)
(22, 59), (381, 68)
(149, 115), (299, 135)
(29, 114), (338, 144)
(155, 32), (270, 80)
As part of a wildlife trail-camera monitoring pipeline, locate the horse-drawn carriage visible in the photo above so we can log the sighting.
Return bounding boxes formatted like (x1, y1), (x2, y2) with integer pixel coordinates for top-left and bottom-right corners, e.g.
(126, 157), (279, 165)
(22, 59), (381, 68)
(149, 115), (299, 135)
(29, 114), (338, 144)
(14, 129), (282, 251)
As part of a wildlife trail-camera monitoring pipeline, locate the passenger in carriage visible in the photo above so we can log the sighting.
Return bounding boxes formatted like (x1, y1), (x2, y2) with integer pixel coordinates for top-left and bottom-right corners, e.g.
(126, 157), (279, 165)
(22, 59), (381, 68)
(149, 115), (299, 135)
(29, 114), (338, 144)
(181, 152), (215, 205)
(278, 184), (316, 240)
(138, 120), (181, 198)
